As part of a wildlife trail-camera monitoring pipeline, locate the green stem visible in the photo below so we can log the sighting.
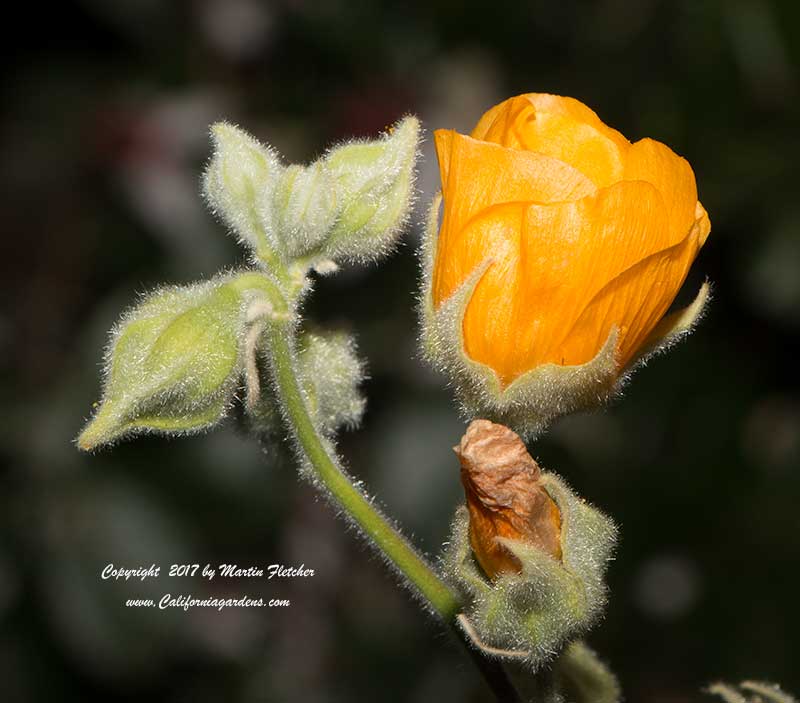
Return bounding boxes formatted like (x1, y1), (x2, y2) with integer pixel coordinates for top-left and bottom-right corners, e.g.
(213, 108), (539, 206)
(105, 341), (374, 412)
(266, 320), (459, 617)
(265, 318), (522, 703)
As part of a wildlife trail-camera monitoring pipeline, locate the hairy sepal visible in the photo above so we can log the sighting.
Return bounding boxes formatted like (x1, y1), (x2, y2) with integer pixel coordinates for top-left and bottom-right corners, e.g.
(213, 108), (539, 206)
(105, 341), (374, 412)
(443, 472), (617, 670)
(203, 122), (282, 259)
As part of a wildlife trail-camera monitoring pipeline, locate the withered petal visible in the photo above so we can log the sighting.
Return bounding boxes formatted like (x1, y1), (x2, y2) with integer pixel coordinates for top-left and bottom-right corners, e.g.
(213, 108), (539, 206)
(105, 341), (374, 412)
(456, 420), (562, 579)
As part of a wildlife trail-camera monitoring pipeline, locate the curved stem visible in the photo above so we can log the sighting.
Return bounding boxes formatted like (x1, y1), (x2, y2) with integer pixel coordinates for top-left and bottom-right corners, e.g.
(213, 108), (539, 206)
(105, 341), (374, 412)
(265, 319), (522, 703)
(266, 320), (458, 617)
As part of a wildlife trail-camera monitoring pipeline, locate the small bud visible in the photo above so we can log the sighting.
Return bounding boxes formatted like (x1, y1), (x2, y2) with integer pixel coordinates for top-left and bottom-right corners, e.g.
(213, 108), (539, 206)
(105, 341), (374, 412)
(443, 420), (617, 669)
(248, 331), (365, 437)
(77, 277), (249, 450)
(299, 332), (366, 434)
(272, 162), (338, 257)
(203, 122), (281, 256)
(455, 419), (561, 579)
(321, 116), (419, 262)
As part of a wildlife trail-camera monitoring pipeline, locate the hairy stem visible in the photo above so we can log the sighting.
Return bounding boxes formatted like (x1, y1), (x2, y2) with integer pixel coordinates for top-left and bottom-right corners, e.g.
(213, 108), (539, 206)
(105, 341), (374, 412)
(266, 319), (458, 616)
(265, 318), (521, 702)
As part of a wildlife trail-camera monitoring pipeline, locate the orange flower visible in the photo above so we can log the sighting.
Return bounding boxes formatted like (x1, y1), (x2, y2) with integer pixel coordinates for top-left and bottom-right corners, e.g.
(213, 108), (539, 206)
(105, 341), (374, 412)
(432, 93), (711, 388)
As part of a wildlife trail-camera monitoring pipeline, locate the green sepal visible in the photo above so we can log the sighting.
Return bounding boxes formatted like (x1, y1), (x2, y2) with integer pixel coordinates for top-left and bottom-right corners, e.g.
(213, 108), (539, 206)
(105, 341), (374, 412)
(272, 162), (338, 258)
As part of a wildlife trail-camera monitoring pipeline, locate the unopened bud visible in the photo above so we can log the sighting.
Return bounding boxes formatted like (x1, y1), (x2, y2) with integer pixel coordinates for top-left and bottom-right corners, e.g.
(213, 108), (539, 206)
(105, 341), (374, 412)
(247, 331), (365, 439)
(321, 116), (419, 262)
(203, 122), (281, 256)
(272, 162), (338, 257)
(77, 276), (251, 451)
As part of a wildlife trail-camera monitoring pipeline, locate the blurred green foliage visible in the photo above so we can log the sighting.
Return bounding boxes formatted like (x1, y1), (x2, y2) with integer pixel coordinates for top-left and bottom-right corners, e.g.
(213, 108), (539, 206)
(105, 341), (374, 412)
(2, 1), (799, 701)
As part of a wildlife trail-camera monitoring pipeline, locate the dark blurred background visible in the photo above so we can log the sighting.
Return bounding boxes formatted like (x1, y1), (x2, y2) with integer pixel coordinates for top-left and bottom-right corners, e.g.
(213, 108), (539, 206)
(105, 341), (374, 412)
(2, 1), (799, 701)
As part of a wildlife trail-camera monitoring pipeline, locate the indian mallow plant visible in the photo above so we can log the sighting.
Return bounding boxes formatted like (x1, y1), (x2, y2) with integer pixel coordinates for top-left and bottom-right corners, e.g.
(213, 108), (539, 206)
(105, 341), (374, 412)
(77, 94), (790, 702)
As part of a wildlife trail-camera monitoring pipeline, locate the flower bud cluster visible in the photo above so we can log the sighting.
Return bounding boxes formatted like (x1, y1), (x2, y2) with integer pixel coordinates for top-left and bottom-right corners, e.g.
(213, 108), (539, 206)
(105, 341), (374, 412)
(79, 113), (420, 451)
(203, 117), (419, 269)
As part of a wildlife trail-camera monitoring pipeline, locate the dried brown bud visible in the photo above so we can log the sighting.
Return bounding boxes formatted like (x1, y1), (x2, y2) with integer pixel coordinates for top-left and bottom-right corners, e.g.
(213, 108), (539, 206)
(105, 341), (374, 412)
(455, 419), (562, 579)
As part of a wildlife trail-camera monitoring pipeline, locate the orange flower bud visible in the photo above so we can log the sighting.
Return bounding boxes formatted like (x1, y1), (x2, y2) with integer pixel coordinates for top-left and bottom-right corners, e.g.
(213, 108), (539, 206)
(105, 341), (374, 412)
(432, 93), (711, 388)
(455, 419), (561, 580)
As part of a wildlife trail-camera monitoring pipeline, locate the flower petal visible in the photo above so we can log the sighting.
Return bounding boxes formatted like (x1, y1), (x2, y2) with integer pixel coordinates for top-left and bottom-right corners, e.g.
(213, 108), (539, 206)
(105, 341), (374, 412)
(470, 94), (630, 188)
(433, 128), (596, 302)
(695, 200), (711, 247)
(435, 129), (596, 207)
(558, 218), (707, 370)
(623, 138), (700, 246)
(443, 181), (681, 385)
(433, 200), (524, 317)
